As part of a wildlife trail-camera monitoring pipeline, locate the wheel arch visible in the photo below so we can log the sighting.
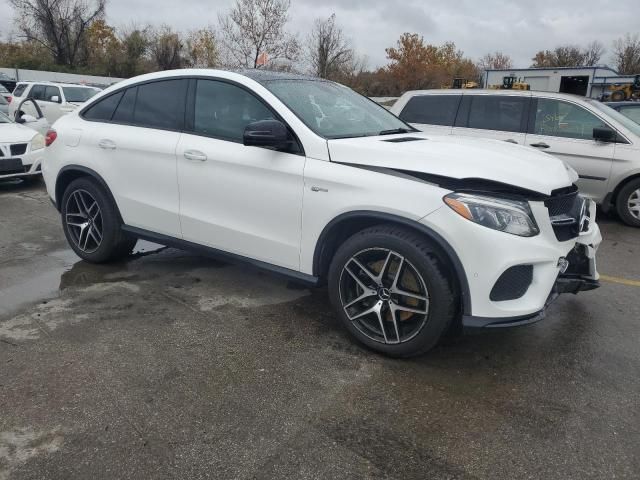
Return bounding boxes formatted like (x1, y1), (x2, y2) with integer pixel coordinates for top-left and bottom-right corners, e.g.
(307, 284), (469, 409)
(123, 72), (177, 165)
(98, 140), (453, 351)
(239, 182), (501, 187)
(55, 165), (123, 223)
(605, 172), (640, 211)
(312, 210), (471, 316)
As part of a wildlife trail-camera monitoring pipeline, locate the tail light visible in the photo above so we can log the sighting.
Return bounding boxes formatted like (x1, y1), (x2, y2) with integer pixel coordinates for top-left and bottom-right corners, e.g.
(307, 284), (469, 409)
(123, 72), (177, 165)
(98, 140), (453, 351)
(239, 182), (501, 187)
(45, 129), (57, 147)
(7, 96), (11, 103)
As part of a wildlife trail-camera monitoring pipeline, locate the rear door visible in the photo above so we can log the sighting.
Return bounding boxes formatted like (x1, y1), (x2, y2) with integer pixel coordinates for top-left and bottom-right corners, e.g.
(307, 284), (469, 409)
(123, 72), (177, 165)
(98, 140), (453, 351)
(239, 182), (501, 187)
(81, 79), (187, 237)
(524, 97), (615, 201)
(397, 94), (461, 136)
(451, 94), (530, 145)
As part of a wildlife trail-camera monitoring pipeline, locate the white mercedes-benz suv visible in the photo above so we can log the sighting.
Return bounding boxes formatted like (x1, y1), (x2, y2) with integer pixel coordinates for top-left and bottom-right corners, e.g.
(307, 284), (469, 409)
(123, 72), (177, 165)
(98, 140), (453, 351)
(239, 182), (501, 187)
(42, 69), (602, 357)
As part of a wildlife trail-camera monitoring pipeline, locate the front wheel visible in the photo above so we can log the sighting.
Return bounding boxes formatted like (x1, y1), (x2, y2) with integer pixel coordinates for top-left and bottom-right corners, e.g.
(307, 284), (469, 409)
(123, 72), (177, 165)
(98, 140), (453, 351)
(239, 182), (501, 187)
(328, 225), (457, 357)
(616, 178), (640, 227)
(61, 177), (137, 262)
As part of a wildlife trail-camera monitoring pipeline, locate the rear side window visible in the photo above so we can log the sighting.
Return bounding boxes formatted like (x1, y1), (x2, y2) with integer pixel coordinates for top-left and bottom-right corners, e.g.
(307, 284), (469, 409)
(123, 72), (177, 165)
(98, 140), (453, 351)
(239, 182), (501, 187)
(112, 87), (137, 123)
(133, 79), (188, 130)
(399, 95), (461, 126)
(83, 91), (125, 121)
(13, 84), (27, 97)
(29, 84), (46, 101)
(466, 96), (528, 133)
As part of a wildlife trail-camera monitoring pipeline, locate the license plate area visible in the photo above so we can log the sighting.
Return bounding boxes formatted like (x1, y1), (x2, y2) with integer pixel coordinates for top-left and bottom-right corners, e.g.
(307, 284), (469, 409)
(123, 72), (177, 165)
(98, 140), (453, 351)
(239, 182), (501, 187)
(0, 158), (23, 174)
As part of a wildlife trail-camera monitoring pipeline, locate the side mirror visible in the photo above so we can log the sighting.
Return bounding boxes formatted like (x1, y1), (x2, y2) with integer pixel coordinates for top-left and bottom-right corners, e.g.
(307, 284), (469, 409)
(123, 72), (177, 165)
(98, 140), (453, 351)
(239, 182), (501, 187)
(243, 120), (289, 150)
(593, 126), (616, 143)
(50, 95), (60, 103)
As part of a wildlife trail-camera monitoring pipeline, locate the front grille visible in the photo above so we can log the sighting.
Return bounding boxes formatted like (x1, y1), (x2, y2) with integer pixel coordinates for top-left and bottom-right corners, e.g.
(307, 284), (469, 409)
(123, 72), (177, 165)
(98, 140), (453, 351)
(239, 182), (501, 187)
(490, 265), (533, 301)
(545, 186), (585, 241)
(10, 143), (28, 156)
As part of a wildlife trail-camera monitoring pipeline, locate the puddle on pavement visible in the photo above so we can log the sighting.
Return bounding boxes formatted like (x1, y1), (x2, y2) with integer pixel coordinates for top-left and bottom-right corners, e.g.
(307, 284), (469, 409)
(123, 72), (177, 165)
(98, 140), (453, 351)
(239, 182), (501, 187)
(0, 240), (165, 319)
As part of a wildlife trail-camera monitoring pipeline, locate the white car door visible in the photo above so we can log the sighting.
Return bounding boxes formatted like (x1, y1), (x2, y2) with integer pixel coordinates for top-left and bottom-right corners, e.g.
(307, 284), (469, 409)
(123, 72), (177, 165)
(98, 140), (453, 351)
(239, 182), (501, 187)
(524, 97), (615, 201)
(176, 79), (304, 270)
(29, 84), (63, 123)
(451, 94), (530, 145)
(81, 80), (186, 237)
(396, 94), (460, 136)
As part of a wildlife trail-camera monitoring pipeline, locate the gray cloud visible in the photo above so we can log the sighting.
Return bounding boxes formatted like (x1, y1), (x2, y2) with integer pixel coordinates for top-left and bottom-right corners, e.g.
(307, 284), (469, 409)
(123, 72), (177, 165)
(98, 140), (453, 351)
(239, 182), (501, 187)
(1, 0), (637, 69)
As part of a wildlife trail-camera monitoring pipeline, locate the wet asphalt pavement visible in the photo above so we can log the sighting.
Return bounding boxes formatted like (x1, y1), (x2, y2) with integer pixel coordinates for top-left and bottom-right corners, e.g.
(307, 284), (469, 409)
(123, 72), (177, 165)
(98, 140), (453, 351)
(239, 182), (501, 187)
(1, 180), (639, 479)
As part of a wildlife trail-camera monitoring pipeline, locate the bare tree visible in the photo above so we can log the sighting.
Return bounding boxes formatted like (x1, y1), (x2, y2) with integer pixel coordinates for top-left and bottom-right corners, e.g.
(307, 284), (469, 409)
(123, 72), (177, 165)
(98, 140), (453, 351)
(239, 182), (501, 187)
(477, 51), (513, 71)
(185, 27), (219, 68)
(307, 13), (353, 79)
(612, 34), (640, 75)
(582, 40), (605, 66)
(148, 25), (183, 70)
(218, 0), (299, 68)
(9, 0), (106, 67)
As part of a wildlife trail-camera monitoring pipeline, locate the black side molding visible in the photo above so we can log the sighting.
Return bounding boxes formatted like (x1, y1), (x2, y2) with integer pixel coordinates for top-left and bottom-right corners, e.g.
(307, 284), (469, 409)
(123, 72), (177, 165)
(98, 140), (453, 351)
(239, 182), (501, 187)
(121, 225), (320, 287)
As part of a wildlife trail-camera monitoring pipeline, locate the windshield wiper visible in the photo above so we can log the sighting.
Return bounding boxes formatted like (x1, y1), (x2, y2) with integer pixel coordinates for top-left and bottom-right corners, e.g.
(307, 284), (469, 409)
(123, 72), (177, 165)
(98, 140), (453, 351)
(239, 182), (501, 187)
(378, 128), (412, 136)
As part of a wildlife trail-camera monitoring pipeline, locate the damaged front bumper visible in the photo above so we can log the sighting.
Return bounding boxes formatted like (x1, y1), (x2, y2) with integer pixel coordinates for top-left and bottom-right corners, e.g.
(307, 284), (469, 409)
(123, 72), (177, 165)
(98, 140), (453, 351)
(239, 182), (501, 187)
(463, 202), (602, 329)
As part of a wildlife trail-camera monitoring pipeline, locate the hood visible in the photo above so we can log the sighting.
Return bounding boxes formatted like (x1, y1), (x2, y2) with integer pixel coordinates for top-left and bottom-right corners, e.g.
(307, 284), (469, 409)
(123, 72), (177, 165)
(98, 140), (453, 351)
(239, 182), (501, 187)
(327, 134), (577, 196)
(0, 122), (37, 143)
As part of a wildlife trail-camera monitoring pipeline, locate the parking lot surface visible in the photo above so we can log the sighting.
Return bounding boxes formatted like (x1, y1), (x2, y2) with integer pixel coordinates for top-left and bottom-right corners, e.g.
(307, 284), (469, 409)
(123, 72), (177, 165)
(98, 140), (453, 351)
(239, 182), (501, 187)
(1, 180), (639, 480)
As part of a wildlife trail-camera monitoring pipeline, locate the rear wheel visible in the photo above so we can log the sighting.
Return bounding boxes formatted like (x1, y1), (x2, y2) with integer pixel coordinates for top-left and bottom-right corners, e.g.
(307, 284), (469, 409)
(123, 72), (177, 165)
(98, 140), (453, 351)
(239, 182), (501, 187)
(616, 178), (640, 227)
(61, 177), (137, 262)
(328, 225), (457, 357)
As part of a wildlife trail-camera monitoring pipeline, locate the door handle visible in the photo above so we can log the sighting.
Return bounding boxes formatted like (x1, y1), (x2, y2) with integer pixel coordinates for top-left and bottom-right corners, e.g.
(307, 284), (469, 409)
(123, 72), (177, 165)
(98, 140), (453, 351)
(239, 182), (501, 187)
(184, 150), (207, 162)
(98, 139), (116, 150)
(504, 139), (518, 144)
(530, 142), (550, 149)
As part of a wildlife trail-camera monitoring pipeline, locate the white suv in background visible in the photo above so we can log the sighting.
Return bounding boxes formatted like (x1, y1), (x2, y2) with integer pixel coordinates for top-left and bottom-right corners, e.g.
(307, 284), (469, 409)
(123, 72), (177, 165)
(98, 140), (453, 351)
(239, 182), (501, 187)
(391, 90), (640, 227)
(42, 69), (601, 357)
(9, 81), (100, 123)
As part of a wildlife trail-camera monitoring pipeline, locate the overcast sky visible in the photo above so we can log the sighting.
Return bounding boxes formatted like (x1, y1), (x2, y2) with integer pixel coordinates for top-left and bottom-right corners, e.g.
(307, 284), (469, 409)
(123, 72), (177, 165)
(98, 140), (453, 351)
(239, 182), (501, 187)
(1, 0), (637, 69)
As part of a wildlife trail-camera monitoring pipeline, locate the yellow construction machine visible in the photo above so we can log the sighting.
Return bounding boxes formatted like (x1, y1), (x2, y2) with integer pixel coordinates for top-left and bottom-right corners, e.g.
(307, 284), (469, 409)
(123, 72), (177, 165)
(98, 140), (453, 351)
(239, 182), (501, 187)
(607, 75), (640, 101)
(489, 76), (530, 91)
(444, 78), (479, 89)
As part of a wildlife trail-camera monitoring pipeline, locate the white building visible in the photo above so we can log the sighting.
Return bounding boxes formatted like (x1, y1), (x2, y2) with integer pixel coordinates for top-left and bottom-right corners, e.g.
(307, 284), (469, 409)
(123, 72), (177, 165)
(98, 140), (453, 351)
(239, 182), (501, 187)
(483, 66), (636, 99)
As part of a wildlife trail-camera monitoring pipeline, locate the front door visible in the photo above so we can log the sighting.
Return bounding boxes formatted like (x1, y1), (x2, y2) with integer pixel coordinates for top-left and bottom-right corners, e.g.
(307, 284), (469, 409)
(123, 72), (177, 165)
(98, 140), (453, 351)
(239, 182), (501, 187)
(177, 79), (305, 270)
(525, 97), (615, 200)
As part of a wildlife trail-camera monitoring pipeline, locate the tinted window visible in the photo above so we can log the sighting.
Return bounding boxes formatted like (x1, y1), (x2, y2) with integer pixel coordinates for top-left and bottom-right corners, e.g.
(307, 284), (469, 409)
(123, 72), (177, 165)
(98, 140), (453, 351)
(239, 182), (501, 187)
(399, 95), (461, 126)
(13, 84), (27, 97)
(133, 79), (187, 130)
(29, 84), (46, 101)
(466, 96), (527, 133)
(112, 87), (137, 123)
(62, 86), (98, 103)
(44, 86), (61, 102)
(193, 80), (274, 142)
(533, 99), (606, 140)
(83, 91), (124, 121)
(618, 106), (640, 125)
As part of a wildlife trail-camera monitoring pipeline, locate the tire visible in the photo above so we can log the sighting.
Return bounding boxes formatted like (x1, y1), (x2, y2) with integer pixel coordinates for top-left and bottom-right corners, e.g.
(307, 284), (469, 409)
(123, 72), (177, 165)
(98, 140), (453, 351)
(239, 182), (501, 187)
(327, 225), (457, 358)
(615, 178), (640, 228)
(61, 177), (137, 263)
(610, 90), (626, 101)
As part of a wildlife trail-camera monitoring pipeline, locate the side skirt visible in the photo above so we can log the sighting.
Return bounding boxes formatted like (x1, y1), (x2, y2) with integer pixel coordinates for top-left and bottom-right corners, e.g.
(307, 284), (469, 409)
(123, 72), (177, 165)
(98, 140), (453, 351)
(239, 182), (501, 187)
(121, 225), (320, 287)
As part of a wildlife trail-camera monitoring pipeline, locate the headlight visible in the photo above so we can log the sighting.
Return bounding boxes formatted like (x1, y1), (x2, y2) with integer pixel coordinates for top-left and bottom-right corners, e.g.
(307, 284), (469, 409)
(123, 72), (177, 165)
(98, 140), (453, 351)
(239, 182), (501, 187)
(443, 192), (539, 237)
(30, 133), (45, 151)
